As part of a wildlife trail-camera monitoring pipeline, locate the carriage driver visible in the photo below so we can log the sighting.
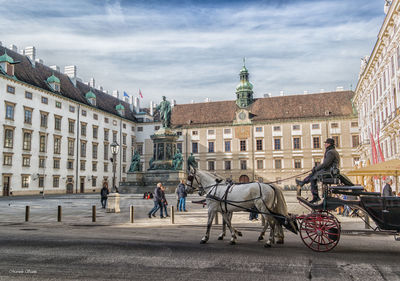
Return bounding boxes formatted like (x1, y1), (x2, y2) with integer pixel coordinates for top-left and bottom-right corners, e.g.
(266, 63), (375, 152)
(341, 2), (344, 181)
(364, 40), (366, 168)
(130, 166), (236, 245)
(296, 138), (340, 203)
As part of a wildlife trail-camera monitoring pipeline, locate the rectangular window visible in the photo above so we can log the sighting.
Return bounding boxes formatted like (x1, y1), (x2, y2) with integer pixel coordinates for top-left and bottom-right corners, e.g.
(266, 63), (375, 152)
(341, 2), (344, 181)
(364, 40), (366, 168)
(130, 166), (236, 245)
(273, 126), (281, 131)
(104, 163), (108, 172)
(192, 142), (198, 153)
(41, 96), (48, 104)
(131, 126), (135, 132)
(80, 160), (86, 171)
(255, 127), (263, 132)
(154, 126), (160, 131)
(332, 135), (340, 148)
(40, 112), (48, 127)
(240, 160), (247, 170)
(5, 104), (14, 120)
(67, 160), (74, 170)
(7, 85), (15, 94)
(208, 161), (215, 171)
(80, 141), (86, 157)
(93, 143), (98, 159)
(256, 139), (263, 151)
(275, 159), (282, 169)
(274, 138), (281, 150)
(54, 137), (61, 154)
(81, 123), (87, 136)
(54, 116), (62, 130)
(137, 127), (143, 132)
(137, 144), (143, 155)
(314, 159), (321, 167)
(225, 140), (231, 152)
(69, 120), (75, 134)
(177, 131), (182, 136)
(312, 124), (320, 129)
(69, 105), (75, 113)
(313, 137), (320, 149)
(123, 123), (126, 129)
(55, 101), (62, 108)
(24, 109), (32, 124)
(92, 177), (97, 187)
(352, 135), (360, 148)
(224, 160), (231, 170)
(104, 117), (109, 123)
(21, 175), (29, 188)
(294, 159), (302, 169)
(113, 132), (117, 142)
(331, 123), (339, 128)
(123, 147), (127, 162)
(68, 139), (74, 156)
(122, 134), (126, 145)
(39, 176), (44, 188)
(104, 130), (109, 141)
(3, 154), (12, 165)
(92, 127), (98, 139)
(4, 128), (14, 148)
(82, 110), (87, 116)
(53, 159), (60, 169)
(25, 91), (32, 99)
(240, 140), (246, 151)
(224, 128), (231, 134)
(177, 143), (183, 153)
(351, 121), (358, 128)
(23, 132), (32, 150)
(53, 176), (59, 188)
(293, 137), (301, 150)
(292, 125), (300, 130)
(208, 141), (215, 153)
(92, 162), (97, 172)
(257, 160), (263, 169)
(192, 130), (198, 135)
(39, 158), (46, 168)
(22, 156), (30, 167)
(104, 143), (109, 160)
(93, 113), (98, 120)
(208, 129), (215, 135)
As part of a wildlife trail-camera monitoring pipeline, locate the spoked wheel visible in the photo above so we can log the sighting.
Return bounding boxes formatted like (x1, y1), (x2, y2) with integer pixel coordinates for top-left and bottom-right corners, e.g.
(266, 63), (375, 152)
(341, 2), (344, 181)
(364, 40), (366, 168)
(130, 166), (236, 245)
(299, 211), (341, 252)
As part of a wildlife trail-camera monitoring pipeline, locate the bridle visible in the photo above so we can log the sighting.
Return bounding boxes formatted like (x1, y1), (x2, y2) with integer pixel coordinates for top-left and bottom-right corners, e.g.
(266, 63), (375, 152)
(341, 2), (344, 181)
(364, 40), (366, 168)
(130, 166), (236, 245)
(187, 169), (205, 195)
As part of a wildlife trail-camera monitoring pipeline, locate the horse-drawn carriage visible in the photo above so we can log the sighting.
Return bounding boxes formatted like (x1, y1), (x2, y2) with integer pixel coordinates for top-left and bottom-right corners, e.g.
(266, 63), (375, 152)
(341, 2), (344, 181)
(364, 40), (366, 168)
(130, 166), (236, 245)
(187, 167), (400, 252)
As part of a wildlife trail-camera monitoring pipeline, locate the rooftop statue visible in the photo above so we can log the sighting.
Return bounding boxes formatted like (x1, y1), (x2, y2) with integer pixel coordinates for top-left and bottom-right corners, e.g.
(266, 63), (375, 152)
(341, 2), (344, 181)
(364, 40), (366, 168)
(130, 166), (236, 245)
(156, 96), (171, 128)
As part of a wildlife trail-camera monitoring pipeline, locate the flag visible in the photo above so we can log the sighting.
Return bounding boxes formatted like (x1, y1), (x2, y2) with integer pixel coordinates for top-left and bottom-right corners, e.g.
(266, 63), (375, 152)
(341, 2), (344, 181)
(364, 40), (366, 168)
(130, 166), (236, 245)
(376, 125), (385, 163)
(139, 89), (143, 98)
(370, 131), (378, 165)
(123, 91), (129, 98)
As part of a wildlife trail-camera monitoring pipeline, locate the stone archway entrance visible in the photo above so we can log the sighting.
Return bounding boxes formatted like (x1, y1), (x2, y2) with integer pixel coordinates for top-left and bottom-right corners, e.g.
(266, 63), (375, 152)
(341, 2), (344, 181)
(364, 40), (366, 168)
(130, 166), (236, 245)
(239, 175), (250, 183)
(66, 183), (73, 194)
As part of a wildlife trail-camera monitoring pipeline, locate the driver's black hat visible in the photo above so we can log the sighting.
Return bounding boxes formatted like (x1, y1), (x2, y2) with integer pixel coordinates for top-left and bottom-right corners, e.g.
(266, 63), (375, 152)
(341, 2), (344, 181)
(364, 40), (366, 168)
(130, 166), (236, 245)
(324, 138), (335, 145)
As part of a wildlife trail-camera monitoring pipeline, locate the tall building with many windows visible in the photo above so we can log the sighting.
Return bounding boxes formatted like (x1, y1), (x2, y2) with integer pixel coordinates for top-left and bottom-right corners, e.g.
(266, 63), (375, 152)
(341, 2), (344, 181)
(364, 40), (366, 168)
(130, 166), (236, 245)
(354, 0), (400, 169)
(0, 46), (138, 196)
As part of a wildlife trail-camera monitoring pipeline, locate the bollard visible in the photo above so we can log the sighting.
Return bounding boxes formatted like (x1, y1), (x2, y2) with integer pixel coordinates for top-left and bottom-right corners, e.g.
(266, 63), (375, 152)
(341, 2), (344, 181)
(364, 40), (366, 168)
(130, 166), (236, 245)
(57, 205), (62, 222)
(25, 206), (30, 222)
(92, 205), (96, 222)
(170, 206), (175, 224)
(214, 213), (219, 225)
(130, 206), (134, 223)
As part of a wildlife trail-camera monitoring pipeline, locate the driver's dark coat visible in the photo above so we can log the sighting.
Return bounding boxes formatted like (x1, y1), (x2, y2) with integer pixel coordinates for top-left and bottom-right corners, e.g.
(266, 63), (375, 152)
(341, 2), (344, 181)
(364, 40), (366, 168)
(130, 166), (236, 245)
(314, 145), (340, 172)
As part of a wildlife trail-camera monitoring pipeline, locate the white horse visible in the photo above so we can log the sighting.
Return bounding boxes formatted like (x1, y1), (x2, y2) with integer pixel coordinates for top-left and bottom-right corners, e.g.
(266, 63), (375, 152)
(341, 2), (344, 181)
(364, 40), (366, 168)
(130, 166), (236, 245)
(187, 169), (298, 247)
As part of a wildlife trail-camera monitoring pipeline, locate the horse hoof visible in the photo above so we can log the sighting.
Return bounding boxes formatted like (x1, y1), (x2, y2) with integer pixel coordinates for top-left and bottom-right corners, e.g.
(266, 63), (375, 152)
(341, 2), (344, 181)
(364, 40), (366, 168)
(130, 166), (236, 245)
(276, 239), (284, 244)
(237, 232), (243, 237)
(229, 241), (236, 245)
(264, 243), (272, 248)
(217, 236), (224, 241)
(200, 240), (207, 244)
(258, 236), (264, 241)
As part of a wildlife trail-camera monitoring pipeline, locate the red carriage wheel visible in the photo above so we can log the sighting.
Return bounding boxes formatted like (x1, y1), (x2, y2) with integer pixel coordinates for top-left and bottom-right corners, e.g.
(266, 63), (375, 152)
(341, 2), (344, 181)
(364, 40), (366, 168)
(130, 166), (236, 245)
(299, 212), (341, 252)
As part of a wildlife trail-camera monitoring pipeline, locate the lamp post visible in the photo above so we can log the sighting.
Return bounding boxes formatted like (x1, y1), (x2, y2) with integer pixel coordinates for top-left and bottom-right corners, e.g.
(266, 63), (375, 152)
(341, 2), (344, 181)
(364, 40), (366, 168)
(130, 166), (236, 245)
(110, 141), (120, 193)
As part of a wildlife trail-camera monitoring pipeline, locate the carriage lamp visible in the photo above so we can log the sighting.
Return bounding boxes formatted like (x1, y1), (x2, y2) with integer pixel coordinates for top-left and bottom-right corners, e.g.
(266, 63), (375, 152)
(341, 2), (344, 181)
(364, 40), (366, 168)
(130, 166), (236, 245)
(110, 141), (120, 193)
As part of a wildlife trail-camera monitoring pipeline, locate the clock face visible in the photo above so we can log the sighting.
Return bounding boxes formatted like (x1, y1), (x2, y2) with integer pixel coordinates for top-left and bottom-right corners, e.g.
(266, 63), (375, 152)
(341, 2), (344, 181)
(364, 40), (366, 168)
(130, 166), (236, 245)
(239, 112), (246, 120)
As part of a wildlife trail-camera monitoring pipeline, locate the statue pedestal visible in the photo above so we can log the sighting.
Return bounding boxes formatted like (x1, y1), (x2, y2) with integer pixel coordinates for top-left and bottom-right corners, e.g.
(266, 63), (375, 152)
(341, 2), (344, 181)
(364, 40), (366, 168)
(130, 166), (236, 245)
(122, 170), (186, 193)
(106, 193), (120, 213)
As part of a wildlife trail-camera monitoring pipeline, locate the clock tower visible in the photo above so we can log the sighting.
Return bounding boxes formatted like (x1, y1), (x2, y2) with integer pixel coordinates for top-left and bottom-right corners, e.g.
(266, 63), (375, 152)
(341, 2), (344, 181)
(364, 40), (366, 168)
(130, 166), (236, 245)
(235, 58), (254, 108)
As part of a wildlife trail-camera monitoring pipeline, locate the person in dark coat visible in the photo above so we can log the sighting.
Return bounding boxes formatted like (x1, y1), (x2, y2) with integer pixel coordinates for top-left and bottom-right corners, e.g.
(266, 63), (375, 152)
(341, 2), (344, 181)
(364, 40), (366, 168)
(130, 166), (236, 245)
(296, 138), (340, 203)
(382, 177), (394, 197)
(148, 183), (164, 218)
(177, 179), (187, 212)
(100, 183), (109, 209)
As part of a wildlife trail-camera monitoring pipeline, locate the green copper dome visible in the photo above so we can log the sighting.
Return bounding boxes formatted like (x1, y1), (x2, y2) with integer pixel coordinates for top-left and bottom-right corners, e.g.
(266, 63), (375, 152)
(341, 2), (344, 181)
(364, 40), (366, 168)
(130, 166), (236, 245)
(235, 60), (254, 108)
(236, 81), (253, 91)
(47, 74), (60, 84)
(0, 50), (14, 64)
(115, 104), (125, 111)
(85, 90), (96, 99)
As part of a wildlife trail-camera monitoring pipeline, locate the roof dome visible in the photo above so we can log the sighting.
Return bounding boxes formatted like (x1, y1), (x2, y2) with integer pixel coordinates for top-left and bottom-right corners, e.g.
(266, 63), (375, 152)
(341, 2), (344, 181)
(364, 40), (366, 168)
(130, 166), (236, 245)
(236, 81), (253, 91)
(0, 51), (14, 64)
(85, 90), (96, 99)
(115, 104), (125, 111)
(47, 74), (60, 84)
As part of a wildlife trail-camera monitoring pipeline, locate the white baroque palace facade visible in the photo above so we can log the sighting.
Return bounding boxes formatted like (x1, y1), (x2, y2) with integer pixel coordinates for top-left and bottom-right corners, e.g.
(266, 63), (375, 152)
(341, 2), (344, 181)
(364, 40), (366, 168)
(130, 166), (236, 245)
(354, 0), (400, 166)
(0, 46), (139, 196)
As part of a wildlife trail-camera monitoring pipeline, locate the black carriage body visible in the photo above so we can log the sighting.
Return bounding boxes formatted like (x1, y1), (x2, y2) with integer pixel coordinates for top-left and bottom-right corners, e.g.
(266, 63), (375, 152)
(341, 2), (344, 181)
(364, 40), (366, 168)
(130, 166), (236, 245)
(360, 196), (400, 231)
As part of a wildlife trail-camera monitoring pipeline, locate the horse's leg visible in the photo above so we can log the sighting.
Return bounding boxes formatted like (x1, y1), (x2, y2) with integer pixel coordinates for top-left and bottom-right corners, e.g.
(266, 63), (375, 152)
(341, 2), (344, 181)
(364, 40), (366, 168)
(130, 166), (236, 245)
(201, 208), (216, 244)
(255, 200), (275, 248)
(220, 212), (237, 245)
(218, 213), (227, 240)
(258, 215), (269, 241)
(275, 223), (284, 244)
(264, 218), (278, 248)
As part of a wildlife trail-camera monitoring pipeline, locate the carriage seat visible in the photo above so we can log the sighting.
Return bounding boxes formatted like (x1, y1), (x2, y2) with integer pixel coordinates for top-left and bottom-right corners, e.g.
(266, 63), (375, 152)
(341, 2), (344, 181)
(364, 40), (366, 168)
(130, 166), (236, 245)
(317, 167), (354, 186)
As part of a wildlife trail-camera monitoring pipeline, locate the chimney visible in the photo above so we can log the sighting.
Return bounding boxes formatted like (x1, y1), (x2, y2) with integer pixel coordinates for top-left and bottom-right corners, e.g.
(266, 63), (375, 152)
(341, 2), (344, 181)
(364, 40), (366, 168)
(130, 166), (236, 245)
(336, 86), (344, 92)
(171, 99), (176, 107)
(112, 90), (119, 99)
(191, 100), (194, 104)
(64, 65), (77, 79)
(129, 96), (134, 112)
(204, 98), (211, 103)
(9, 44), (18, 52)
(263, 93), (272, 98)
(150, 101), (155, 116)
(24, 46), (36, 61)
(99, 86), (103, 92)
(280, 91), (284, 96)
(303, 90), (308, 95)
(320, 89), (325, 93)
(134, 97), (140, 113)
(89, 77), (95, 88)
(35, 58), (43, 64)
(50, 65), (60, 72)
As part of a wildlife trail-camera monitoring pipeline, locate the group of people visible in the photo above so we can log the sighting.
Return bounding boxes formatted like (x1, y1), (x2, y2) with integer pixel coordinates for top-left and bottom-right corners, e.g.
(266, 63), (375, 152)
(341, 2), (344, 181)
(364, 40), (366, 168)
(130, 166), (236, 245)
(148, 183), (170, 218)
(143, 192), (153, 199)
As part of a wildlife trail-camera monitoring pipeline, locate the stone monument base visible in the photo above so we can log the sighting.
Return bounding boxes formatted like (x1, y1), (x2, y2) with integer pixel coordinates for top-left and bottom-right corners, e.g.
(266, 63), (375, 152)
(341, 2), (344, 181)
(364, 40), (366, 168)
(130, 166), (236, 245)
(120, 170), (186, 194)
(106, 193), (120, 213)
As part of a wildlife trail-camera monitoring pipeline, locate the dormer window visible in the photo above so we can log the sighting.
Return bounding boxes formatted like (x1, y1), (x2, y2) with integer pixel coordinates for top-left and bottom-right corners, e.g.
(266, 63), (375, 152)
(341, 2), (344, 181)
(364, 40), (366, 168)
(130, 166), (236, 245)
(116, 104), (125, 116)
(46, 73), (61, 92)
(85, 90), (96, 106)
(0, 50), (15, 76)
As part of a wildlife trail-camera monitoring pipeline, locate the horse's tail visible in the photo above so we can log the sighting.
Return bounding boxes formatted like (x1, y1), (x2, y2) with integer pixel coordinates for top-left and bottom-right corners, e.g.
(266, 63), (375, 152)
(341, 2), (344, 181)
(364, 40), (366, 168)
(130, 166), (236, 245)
(271, 184), (288, 216)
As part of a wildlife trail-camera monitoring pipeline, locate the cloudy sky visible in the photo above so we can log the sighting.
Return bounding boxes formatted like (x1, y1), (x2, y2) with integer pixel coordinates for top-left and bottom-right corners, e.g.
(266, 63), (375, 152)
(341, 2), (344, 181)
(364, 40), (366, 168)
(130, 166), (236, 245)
(0, 0), (385, 106)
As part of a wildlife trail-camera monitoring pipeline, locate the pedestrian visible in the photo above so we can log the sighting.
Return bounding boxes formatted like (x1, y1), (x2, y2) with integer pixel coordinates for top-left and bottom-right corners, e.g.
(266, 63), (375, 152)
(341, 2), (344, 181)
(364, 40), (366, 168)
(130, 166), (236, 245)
(148, 183), (164, 218)
(249, 207), (258, 221)
(143, 192), (148, 199)
(100, 183), (109, 209)
(177, 179), (187, 212)
(382, 177), (394, 197)
(161, 185), (169, 217)
(175, 184), (179, 210)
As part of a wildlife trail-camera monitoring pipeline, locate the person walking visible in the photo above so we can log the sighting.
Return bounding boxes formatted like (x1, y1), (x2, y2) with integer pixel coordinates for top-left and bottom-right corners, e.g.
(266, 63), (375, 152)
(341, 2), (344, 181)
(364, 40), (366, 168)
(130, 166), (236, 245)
(161, 185), (169, 217)
(177, 179), (187, 212)
(148, 183), (164, 218)
(382, 177), (394, 197)
(100, 183), (109, 209)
